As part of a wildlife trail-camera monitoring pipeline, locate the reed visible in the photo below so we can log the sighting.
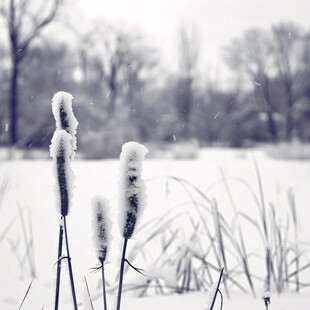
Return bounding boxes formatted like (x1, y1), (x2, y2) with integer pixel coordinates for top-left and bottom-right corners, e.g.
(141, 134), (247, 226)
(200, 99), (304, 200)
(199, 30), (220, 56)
(121, 167), (310, 297)
(50, 91), (79, 310)
(116, 141), (148, 310)
(50, 130), (78, 310)
(91, 196), (112, 310)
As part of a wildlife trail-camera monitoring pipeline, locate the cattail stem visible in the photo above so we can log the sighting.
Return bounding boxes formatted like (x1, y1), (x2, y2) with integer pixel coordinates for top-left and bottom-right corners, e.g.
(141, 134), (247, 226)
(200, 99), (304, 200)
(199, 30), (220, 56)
(210, 268), (224, 310)
(116, 238), (128, 310)
(55, 218), (64, 310)
(101, 263), (108, 310)
(63, 216), (78, 310)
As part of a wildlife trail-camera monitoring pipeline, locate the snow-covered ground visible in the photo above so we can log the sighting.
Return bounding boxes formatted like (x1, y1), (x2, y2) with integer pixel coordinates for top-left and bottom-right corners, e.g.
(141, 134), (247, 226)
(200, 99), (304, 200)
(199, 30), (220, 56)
(1, 147), (310, 309)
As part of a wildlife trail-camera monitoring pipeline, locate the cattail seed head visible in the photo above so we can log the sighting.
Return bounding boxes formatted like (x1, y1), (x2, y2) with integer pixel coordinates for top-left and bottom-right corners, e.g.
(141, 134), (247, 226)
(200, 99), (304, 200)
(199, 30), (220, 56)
(51, 91), (79, 158)
(91, 196), (112, 262)
(262, 291), (271, 307)
(50, 130), (74, 216)
(119, 141), (148, 239)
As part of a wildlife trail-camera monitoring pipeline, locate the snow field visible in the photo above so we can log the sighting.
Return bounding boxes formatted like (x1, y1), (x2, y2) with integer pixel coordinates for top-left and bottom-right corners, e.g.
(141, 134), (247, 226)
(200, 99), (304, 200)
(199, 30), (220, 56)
(0, 149), (310, 308)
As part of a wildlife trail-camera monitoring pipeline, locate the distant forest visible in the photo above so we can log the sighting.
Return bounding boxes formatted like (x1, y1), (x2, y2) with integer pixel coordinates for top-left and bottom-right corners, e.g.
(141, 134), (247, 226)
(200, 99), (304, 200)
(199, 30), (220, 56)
(1, 1), (310, 158)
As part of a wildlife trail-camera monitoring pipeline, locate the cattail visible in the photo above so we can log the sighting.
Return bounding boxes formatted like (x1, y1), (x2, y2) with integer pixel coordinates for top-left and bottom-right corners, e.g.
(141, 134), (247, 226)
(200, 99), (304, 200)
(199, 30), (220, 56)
(91, 196), (112, 310)
(50, 92), (78, 310)
(116, 141), (148, 310)
(91, 196), (112, 263)
(119, 141), (148, 239)
(51, 91), (79, 158)
(262, 291), (271, 309)
(50, 130), (74, 216)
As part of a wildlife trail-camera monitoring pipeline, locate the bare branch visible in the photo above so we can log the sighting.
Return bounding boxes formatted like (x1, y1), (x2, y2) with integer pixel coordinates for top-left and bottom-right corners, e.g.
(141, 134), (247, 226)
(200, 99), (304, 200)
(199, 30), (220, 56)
(178, 24), (200, 79)
(16, 0), (29, 30)
(21, 0), (61, 52)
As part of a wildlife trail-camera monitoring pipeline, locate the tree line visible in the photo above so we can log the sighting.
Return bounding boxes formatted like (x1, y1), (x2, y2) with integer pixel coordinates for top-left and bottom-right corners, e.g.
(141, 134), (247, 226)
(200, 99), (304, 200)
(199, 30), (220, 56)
(1, 0), (310, 158)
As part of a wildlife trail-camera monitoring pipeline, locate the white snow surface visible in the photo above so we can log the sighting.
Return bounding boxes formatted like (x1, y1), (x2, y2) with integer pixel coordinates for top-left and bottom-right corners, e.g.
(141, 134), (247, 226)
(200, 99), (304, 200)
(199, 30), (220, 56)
(121, 291), (310, 310)
(91, 195), (112, 262)
(49, 130), (75, 216)
(51, 91), (79, 157)
(1, 148), (310, 309)
(145, 265), (178, 288)
(118, 141), (148, 239)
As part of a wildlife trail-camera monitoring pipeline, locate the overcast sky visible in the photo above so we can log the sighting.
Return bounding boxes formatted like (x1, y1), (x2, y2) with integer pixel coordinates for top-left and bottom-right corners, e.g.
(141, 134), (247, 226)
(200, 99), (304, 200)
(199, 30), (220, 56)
(76, 0), (310, 83)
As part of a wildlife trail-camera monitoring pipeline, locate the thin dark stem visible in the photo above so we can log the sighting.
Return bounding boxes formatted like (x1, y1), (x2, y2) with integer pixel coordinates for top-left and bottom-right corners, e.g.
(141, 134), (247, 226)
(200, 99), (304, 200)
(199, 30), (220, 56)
(125, 259), (145, 275)
(116, 238), (128, 310)
(101, 263), (108, 310)
(63, 216), (78, 310)
(84, 276), (94, 310)
(19, 279), (34, 310)
(217, 289), (223, 310)
(210, 268), (224, 310)
(55, 218), (64, 310)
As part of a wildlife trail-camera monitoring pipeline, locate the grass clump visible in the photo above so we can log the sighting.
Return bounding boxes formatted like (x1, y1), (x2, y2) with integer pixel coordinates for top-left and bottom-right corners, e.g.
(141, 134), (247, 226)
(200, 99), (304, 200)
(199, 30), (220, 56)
(120, 160), (310, 299)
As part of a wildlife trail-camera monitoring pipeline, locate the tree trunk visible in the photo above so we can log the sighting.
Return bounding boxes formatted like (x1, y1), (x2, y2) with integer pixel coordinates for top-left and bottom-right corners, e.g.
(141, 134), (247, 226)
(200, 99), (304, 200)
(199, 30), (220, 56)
(9, 56), (19, 145)
(261, 75), (278, 141)
(108, 91), (116, 116)
(108, 65), (117, 116)
(176, 77), (192, 139)
(266, 110), (277, 141)
(285, 110), (293, 141)
(285, 83), (294, 141)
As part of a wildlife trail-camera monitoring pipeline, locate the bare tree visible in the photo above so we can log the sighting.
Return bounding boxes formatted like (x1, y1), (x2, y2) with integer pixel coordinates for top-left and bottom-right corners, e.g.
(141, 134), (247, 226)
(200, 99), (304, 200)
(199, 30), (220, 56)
(224, 28), (278, 140)
(272, 23), (300, 140)
(175, 24), (200, 138)
(0, 0), (61, 145)
(104, 31), (127, 116)
(85, 25), (158, 116)
(82, 27), (129, 115)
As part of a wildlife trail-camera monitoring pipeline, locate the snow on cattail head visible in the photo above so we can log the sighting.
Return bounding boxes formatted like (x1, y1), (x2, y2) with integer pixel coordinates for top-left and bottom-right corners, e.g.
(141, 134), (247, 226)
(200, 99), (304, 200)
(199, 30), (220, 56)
(50, 130), (74, 216)
(119, 141), (148, 239)
(51, 91), (79, 157)
(91, 196), (112, 262)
